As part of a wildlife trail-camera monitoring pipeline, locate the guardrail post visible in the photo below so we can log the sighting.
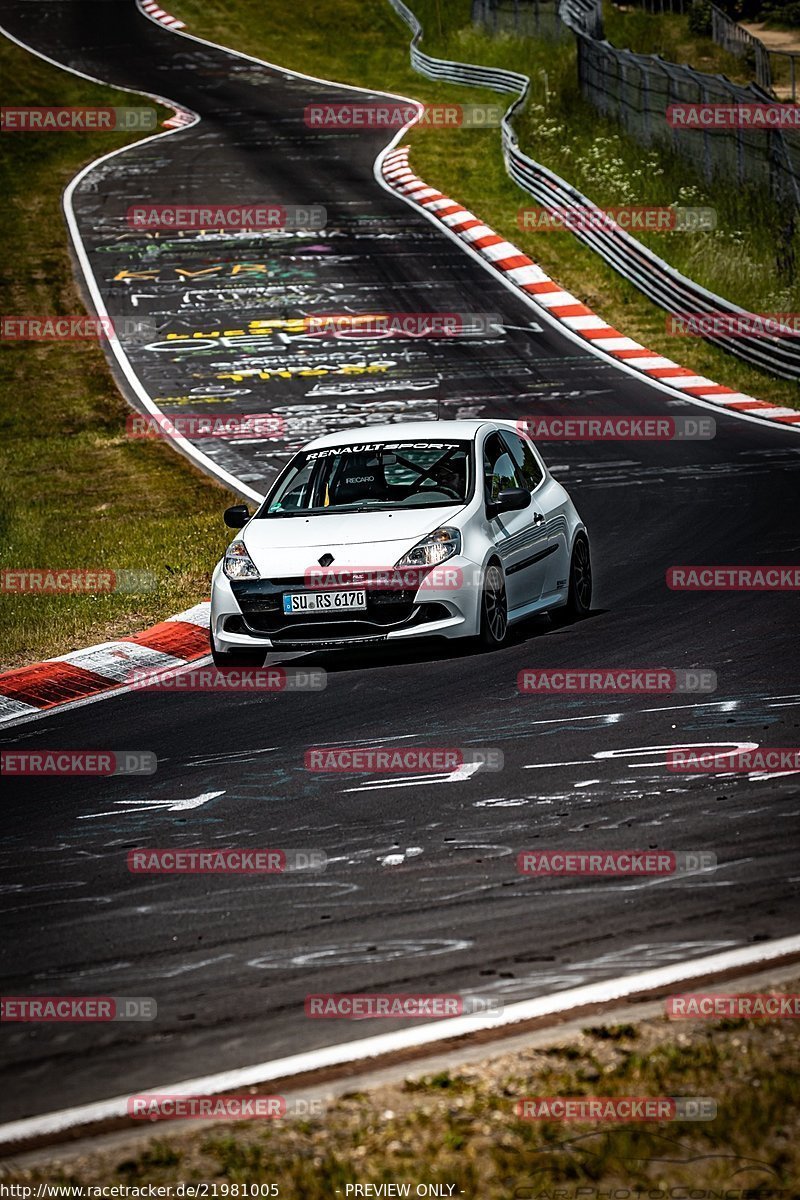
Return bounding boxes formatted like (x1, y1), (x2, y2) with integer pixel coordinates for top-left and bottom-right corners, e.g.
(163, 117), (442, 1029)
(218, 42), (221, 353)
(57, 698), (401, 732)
(392, 0), (800, 376)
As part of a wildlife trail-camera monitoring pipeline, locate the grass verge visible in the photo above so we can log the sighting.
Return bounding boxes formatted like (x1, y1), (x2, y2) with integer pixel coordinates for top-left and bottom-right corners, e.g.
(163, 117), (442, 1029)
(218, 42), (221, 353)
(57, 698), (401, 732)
(0, 38), (236, 670)
(174, 0), (800, 411)
(3, 0), (797, 668)
(8, 982), (799, 1192)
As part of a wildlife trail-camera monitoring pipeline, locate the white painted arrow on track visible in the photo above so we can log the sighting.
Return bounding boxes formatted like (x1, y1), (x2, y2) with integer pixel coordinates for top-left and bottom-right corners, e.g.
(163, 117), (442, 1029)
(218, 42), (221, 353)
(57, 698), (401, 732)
(343, 762), (484, 792)
(77, 790), (225, 819)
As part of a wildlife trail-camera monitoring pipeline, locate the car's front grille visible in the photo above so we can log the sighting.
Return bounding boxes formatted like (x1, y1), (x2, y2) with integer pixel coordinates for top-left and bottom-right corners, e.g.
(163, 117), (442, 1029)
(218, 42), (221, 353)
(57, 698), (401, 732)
(229, 576), (453, 643)
(230, 604), (450, 644)
(232, 580), (414, 626)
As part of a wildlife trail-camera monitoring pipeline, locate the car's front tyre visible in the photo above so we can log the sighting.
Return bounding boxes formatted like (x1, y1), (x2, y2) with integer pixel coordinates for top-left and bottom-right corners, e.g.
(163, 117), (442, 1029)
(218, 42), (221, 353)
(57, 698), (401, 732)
(478, 560), (509, 649)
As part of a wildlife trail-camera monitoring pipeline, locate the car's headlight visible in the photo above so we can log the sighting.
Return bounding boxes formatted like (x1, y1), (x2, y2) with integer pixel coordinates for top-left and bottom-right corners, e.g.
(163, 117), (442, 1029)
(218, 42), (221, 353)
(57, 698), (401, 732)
(223, 540), (260, 580)
(395, 526), (461, 568)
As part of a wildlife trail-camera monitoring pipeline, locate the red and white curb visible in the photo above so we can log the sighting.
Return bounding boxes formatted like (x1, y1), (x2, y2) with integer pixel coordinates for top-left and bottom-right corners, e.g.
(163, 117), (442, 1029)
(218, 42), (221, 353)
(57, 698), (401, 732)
(139, 0), (185, 30)
(162, 109), (194, 129)
(136, 0), (191, 127)
(382, 146), (800, 428)
(0, 602), (210, 725)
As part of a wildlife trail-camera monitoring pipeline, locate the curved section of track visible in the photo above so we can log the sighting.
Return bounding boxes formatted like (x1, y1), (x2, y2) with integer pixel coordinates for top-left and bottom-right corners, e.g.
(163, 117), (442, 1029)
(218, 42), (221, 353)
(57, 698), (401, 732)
(0, 0), (798, 1127)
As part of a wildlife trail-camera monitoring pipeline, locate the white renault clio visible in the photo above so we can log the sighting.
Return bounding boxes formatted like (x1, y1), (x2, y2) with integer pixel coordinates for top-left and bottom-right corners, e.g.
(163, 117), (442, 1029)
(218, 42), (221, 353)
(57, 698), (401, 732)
(210, 420), (591, 662)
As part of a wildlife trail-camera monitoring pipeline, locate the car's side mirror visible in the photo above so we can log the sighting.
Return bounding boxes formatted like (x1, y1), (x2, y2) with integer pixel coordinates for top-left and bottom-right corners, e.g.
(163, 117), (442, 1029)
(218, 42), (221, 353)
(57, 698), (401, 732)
(224, 504), (251, 529)
(487, 488), (531, 518)
(498, 488), (531, 512)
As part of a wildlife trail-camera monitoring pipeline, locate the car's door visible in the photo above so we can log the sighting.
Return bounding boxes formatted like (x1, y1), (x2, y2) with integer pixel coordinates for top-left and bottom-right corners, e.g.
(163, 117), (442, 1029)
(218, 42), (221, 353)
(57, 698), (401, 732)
(482, 430), (550, 611)
(503, 429), (571, 603)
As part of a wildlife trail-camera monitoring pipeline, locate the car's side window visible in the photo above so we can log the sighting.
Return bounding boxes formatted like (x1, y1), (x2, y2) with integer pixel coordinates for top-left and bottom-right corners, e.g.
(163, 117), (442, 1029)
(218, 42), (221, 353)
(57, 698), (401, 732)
(483, 432), (523, 502)
(501, 431), (544, 492)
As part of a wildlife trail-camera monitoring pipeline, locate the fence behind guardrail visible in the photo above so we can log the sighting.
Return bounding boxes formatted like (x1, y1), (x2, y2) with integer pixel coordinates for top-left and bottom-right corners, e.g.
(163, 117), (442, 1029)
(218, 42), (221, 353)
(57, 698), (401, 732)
(710, 3), (772, 92)
(387, 0), (800, 379)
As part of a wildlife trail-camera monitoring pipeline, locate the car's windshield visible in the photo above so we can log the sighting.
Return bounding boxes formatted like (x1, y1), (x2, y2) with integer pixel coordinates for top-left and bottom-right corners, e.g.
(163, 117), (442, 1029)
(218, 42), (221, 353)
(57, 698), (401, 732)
(260, 440), (473, 516)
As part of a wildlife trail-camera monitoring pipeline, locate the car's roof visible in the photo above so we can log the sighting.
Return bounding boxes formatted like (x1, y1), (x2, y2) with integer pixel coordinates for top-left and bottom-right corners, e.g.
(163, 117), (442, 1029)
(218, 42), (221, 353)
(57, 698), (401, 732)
(304, 419), (507, 450)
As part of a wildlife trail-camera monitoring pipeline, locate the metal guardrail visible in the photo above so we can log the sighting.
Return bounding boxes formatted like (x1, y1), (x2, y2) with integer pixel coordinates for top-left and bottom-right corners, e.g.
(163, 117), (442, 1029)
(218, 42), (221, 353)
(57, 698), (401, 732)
(385, 0), (800, 380)
(711, 6), (800, 104)
(559, 0), (603, 39)
(775, 50), (800, 104)
(710, 3), (772, 92)
(559, 0), (800, 213)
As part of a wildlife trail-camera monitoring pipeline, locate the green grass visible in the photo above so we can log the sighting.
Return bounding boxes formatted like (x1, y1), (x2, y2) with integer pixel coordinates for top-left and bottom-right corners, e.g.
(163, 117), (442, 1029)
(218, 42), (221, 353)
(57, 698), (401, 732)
(603, 3), (798, 106)
(0, 39), (237, 669)
(7, 992), (799, 1192)
(173, 0), (800, 411)
(603, 4), (748, 77)
(415, 8), (800, 332)
(3, 0), (798, 668)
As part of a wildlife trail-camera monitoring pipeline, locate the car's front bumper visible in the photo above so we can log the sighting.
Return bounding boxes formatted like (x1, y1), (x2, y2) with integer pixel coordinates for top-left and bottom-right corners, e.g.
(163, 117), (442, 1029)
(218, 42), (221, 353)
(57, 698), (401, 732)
(210, 558), (480, 651)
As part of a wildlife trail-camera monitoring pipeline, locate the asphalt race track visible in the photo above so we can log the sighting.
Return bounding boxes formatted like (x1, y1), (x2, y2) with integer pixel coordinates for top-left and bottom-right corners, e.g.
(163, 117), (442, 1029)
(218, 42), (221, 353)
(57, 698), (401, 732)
(0, 0), (799, 1126)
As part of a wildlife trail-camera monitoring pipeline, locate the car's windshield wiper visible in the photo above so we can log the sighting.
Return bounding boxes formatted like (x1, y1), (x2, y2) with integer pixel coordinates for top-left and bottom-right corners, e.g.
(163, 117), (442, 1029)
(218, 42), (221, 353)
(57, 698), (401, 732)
(265, 501), (460, 517)
(265, 504), (392, 517)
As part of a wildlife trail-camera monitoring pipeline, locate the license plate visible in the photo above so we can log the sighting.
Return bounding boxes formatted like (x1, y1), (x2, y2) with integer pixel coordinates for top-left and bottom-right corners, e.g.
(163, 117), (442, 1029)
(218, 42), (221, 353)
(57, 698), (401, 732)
(282, 589), (367, 614)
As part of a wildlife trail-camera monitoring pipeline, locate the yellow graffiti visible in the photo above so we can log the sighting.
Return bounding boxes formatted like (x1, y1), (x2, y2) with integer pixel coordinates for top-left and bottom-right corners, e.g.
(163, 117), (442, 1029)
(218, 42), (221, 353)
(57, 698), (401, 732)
(153, 396), (240, 405)
(217, 362), (392, 383)
(113, 263), (270, 282)
(163, 315), (395, 341)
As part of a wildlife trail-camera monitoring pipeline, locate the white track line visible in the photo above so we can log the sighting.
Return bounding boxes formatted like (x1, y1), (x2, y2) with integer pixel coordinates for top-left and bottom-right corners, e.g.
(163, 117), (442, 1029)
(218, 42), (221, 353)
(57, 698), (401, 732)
(134, 0), (799, 432)
(1, 934), (798, 1146)
(1, 1), (794, 556)
(374, 143), (800, 433)
(1, 15), (799, 1153)
(0, 21), (262, 501)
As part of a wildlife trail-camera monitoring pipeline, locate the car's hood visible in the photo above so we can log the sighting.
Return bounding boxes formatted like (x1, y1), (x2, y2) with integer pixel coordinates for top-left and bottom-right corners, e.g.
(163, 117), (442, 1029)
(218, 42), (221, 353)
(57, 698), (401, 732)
(241, 506), (464, 576)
